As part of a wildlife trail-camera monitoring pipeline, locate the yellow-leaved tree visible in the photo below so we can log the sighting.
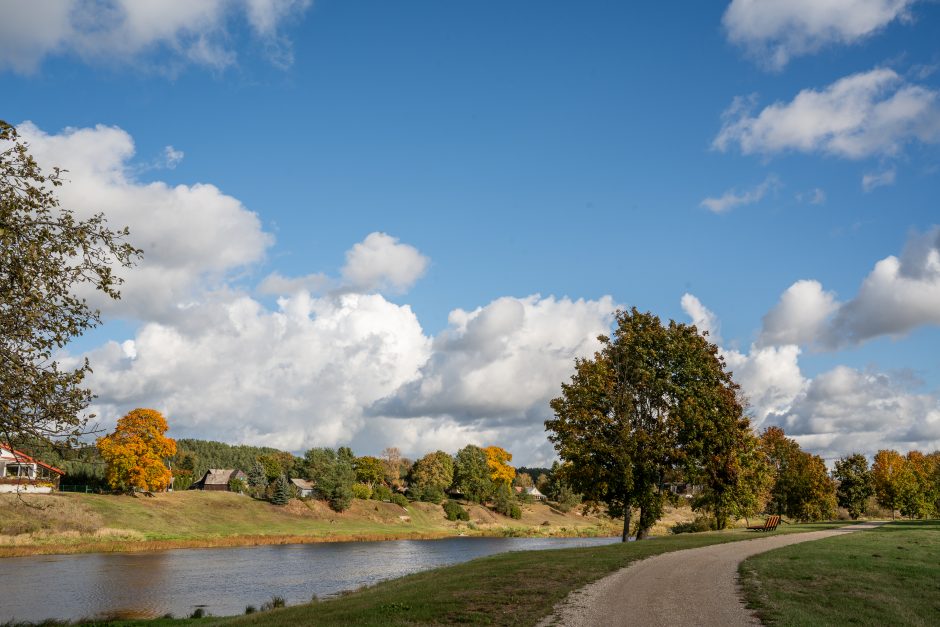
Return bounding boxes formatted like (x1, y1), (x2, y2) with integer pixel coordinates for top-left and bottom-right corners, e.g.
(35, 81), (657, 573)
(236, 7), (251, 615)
(484, 446), (515, 486)
(97, 408), (177, 492)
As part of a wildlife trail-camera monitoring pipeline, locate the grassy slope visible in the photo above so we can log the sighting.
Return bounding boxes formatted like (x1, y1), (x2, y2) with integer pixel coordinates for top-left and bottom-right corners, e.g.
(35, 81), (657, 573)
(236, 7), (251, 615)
(112, 522), (848, 627)
(0, 491), (618, 557)
(740, 520), (940, 626)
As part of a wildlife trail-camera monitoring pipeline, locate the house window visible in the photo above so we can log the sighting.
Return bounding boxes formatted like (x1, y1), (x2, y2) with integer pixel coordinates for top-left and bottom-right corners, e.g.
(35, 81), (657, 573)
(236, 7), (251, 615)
(4, 464), (32, 478)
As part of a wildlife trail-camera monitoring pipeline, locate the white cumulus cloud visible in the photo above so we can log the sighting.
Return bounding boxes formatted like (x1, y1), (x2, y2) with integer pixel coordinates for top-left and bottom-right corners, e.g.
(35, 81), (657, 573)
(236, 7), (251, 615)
(0, 0), (312, 74)
(759, 280), (840, 347)
(373, 295), (616, 427)
(341, 232), (430, 294)
(756, 228), (940, 349)
(714, 68), (940, 159)
(723, 0), (919, 70)
(685, 295), (940, 461)
(17, 121), (273, 321)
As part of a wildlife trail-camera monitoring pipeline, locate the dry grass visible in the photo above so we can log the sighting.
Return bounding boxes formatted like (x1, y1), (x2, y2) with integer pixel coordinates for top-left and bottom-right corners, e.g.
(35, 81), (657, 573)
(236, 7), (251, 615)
(0, 491), (622, 558)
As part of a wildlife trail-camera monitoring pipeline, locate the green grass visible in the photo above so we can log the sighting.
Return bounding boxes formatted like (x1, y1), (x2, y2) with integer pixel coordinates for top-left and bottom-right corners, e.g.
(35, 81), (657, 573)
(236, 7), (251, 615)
(740, 520), (940, 626)
(102, 522), (848, 627)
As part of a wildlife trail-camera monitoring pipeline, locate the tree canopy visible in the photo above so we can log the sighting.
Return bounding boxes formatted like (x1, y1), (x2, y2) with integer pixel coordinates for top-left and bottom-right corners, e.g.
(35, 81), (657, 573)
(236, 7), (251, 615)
(547, 308), (750, 540)
(1, 121), (139, 448)
(97, 408), (176, 492)
(833, 453), (873, 519)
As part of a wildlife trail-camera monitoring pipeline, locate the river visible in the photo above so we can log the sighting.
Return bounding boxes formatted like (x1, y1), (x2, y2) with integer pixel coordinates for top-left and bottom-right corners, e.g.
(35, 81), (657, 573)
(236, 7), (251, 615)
(1, 536), (619, 622)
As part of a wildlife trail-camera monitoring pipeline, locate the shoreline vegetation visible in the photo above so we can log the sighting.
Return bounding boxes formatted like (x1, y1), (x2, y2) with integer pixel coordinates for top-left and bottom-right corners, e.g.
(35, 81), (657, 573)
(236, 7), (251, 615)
(0, 490), (627, 559)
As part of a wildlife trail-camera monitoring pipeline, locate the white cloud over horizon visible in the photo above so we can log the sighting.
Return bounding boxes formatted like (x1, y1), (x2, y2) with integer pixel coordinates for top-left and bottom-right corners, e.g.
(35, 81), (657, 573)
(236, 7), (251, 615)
(0, 0), (312, 74)
(723, 0), (919, 70)
(683, 296), (940, 461)
(756, 227), (940, 350)
(714, 68), (940, 159)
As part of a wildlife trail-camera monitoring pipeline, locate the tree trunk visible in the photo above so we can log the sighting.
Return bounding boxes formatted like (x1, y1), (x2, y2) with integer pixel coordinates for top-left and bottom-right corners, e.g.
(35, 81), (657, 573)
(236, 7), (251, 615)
(621, 506), (632, 542)
(636, 505), (649, 540)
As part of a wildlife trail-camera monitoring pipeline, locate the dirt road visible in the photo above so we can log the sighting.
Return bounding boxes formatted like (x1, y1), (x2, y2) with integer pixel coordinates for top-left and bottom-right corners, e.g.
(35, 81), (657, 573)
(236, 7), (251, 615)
(538, 521), (886, 627)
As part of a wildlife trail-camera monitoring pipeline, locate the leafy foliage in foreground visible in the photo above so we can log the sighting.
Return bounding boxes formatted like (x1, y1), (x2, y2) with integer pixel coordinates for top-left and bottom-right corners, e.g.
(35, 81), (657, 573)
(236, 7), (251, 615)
(0, 120), (139, 448)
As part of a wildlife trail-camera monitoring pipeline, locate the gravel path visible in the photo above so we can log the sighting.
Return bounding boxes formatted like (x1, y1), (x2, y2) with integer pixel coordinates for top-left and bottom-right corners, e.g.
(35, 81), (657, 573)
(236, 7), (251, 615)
(538, 521), (886, 627)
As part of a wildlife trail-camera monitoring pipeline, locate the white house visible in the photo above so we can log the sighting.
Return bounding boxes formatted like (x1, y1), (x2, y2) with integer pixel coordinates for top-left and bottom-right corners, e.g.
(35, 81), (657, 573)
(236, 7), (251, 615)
(0, 444), (65, 493)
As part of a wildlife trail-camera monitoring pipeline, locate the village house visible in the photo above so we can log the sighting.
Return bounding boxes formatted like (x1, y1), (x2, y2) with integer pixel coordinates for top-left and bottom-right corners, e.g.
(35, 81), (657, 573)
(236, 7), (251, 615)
(290, 478), (314, 498)
(190, 468), (248, 491)
(514, 485), (546, 501)
(0, 444), (65, 493)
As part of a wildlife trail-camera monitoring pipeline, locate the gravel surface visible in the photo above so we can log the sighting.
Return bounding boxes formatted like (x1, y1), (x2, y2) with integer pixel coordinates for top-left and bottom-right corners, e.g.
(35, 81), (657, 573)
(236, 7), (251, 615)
(538, 521), (886, 627)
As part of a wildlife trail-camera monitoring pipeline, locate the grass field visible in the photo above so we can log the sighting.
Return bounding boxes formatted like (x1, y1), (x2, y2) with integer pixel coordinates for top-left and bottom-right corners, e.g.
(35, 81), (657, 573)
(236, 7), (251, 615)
(96, 522), (848, 626)
(0, 491), (620, 557)
(740, 520), (940, 626)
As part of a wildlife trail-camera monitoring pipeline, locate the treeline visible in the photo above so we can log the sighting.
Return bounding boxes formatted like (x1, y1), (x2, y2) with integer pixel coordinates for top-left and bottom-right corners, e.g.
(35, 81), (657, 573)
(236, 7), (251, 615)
(172, 439), (294, 486)
(833, 449), (940, 520)
(235, 444), (580, 518)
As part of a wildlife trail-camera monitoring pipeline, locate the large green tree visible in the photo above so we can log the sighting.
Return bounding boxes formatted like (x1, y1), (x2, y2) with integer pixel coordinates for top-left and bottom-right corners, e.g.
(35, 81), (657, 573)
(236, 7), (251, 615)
(833, 453), (873, 519)
(407, 450), (454, 503)
(760, 427), (836, 522)
(547, 308), (750, 541)
(1, 121), (139, 448)
(453, 445), (493, 503)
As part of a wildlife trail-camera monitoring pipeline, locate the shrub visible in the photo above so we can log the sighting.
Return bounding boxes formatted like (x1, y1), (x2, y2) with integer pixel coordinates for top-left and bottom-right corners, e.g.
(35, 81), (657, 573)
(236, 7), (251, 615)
(509, 504), (522, 519)
(390, 493), (409, 508)
(372, 484), (393, 501)
(228, 477), (247, 494)
(443, 500), (470, 521)
(244, 606), (256, 615)
(329, 482), (353, 512)
(670, 515), (713, 535)
(260, 596), (286, 611)
(351, 483), (372, 499)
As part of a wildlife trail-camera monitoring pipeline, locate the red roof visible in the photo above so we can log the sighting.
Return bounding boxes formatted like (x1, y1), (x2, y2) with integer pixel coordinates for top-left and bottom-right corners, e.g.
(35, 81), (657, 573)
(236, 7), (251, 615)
(0, 443), (66, 475)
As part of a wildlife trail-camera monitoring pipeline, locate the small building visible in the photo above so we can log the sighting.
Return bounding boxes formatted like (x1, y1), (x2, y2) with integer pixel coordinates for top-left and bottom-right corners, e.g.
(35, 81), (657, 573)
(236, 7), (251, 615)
(190, 469), (248, 491)
(290, 478), (314, 498)
(524, 486), (545, 501)
(0, 444), (65, 493)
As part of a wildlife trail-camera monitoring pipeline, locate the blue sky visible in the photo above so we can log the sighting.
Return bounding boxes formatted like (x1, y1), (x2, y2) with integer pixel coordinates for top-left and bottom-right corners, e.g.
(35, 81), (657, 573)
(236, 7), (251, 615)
(2, 1), (939, 465)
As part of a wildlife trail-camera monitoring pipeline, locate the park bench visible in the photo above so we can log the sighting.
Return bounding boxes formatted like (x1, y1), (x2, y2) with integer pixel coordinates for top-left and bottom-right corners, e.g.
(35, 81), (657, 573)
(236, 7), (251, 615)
(746, 515), (780, 531)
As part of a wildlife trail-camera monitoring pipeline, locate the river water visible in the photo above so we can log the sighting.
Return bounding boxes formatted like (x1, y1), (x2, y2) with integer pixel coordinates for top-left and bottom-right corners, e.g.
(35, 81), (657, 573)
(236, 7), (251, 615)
(1, 536), (618, 622)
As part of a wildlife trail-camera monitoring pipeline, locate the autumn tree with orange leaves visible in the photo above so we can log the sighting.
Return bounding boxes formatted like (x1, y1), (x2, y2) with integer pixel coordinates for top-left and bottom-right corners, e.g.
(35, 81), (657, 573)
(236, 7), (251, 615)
(97, 408), (176, 492)
(484, 446), (516, 486)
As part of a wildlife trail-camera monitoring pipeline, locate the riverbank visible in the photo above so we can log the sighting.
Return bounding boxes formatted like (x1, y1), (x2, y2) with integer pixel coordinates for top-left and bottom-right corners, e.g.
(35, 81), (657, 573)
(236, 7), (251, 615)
(0, 491), (624, 558)
(108, 522), (853, 626)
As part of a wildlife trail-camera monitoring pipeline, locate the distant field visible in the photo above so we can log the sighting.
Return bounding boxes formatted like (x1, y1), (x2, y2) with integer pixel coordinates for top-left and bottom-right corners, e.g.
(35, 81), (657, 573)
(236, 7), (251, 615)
(0, 491), (623, 557)
(741, 520), (940, 626)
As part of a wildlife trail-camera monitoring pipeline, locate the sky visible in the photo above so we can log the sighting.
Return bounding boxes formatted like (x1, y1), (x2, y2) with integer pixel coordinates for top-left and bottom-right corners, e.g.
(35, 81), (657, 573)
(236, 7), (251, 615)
(2, 0), (939, 466)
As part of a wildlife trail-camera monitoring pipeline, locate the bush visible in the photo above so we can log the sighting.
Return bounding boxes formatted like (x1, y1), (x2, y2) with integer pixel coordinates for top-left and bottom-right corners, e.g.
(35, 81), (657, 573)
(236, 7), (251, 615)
(670, 515), (713, 535)
(372, 484), (393, 501)
(228, 477), (247, 494)
(329, 482), (353, 512)
(417, 485), (445, 504)
(260, 596), (286, 612)
(390, 493), (409, 508)
(351, 483), (372, 499)
(443, 500), (470, 521)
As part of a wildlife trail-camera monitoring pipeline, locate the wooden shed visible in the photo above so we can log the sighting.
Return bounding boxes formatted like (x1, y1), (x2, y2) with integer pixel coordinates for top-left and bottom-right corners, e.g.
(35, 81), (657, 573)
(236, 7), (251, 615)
(190, 468), (248, 491)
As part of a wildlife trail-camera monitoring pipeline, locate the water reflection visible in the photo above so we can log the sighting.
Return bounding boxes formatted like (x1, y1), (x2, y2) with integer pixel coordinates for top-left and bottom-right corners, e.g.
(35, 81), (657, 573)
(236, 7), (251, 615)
(0, 536), (617, 623)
